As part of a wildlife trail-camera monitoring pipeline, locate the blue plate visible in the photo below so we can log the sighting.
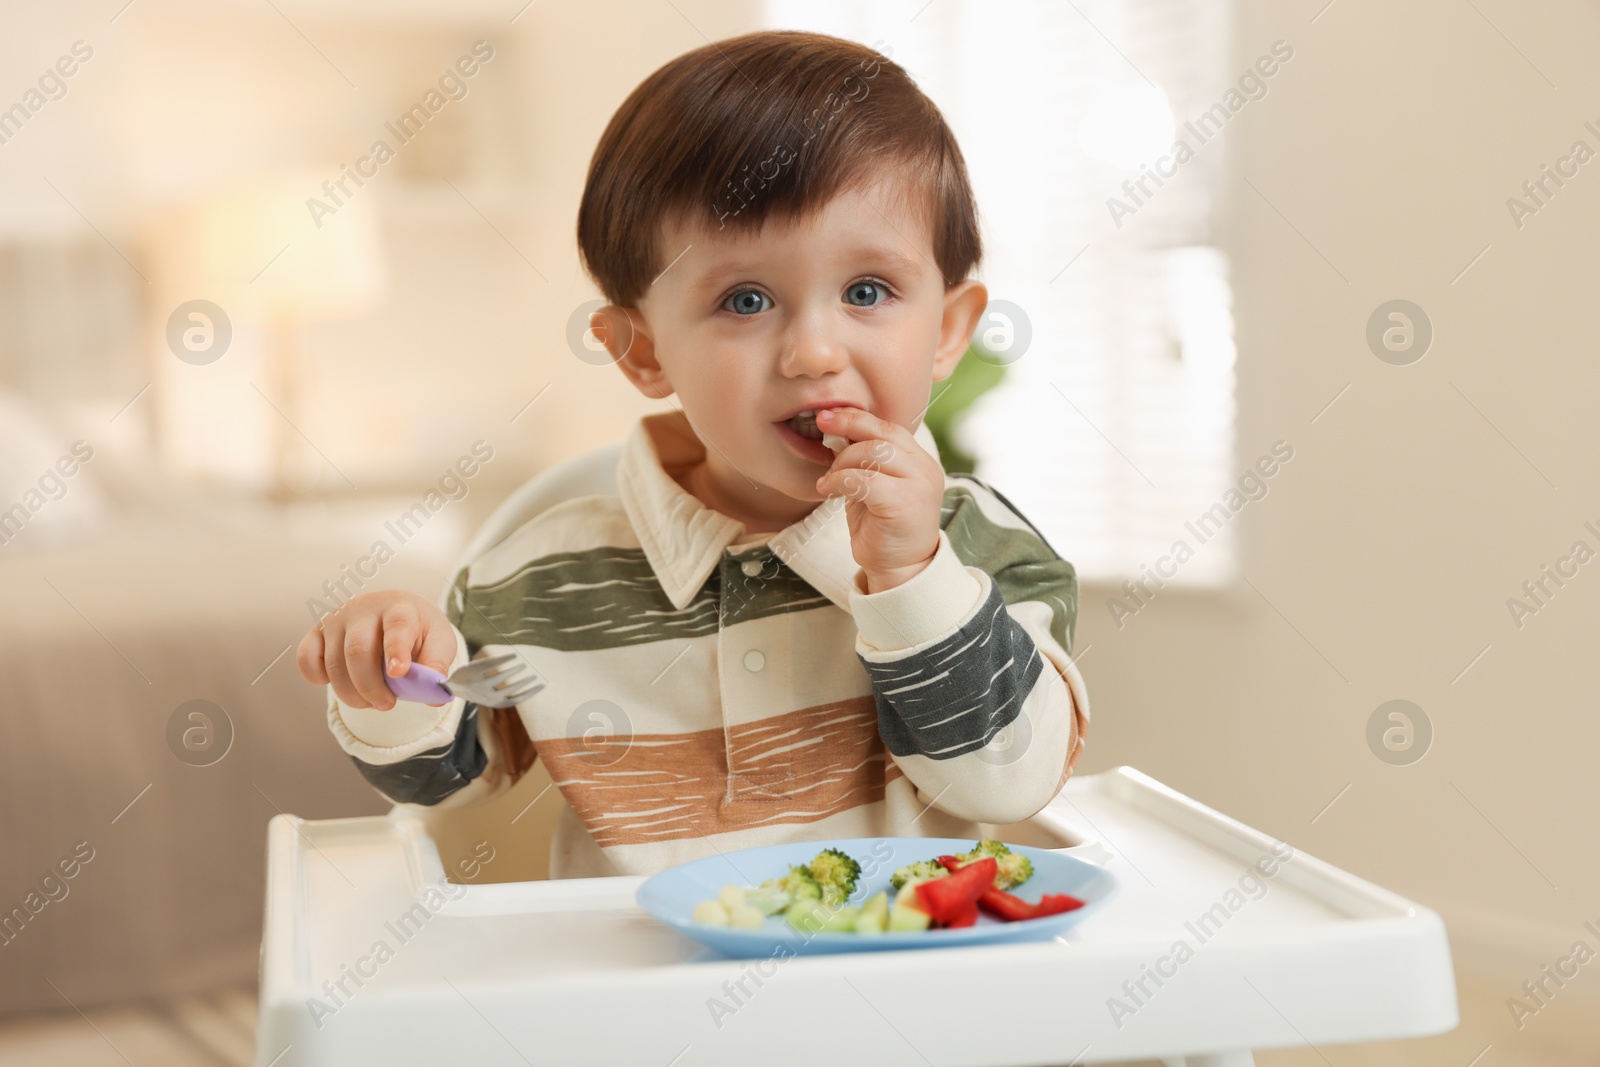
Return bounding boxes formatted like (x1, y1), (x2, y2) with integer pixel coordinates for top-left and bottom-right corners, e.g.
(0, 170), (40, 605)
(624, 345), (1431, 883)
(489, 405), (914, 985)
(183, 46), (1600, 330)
(635, 836), (1116, 957)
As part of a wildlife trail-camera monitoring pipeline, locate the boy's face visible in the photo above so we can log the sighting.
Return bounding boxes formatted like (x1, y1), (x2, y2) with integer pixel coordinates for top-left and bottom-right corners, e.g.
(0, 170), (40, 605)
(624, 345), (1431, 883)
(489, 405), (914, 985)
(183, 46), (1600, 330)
(597, 178), (987, 528)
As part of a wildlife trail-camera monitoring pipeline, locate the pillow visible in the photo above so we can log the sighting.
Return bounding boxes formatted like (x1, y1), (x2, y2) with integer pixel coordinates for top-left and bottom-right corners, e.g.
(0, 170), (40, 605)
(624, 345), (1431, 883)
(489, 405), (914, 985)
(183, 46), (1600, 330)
(0, 389), (108, 551)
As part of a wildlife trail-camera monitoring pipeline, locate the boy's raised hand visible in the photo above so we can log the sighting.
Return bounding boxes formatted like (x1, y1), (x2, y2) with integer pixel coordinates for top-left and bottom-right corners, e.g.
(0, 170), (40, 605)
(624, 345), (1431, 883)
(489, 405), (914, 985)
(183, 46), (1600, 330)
(812, 407), (943, 594)
(296, 590), (456, 711)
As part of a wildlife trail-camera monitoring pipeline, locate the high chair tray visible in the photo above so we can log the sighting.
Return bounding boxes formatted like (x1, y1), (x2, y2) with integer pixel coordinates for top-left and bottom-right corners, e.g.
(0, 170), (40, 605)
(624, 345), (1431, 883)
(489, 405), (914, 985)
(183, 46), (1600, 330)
(256, 765), (1457, 1066)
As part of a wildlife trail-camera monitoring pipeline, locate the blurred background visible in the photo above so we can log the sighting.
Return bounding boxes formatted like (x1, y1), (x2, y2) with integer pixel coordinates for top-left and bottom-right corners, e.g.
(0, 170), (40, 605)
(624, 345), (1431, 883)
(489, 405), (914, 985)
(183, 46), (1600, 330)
(1, 0), (1596, 1063)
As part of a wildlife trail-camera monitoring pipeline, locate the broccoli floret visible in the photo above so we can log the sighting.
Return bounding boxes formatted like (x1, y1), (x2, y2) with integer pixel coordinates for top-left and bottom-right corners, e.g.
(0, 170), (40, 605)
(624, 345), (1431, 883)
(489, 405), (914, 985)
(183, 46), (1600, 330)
(748, 865), (826, 915)
(993, 852), (1034, 890)
(809, 848), (862, 905)
(776, 864), (823, 903)
(955, 840), (1033, 890)
(889, 859), (949, 891)
(961, 839), (1011, 861)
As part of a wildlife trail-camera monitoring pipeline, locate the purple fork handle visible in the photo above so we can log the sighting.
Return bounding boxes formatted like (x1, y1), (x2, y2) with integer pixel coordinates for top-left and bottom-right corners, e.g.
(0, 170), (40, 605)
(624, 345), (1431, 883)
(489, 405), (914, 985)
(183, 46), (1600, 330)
(383, 663), (454, 706)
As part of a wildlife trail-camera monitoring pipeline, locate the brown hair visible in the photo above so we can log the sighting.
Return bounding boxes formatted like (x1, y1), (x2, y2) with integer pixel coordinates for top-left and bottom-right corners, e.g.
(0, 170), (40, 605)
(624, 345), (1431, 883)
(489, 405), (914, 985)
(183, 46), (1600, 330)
(577, 30), (983, 308)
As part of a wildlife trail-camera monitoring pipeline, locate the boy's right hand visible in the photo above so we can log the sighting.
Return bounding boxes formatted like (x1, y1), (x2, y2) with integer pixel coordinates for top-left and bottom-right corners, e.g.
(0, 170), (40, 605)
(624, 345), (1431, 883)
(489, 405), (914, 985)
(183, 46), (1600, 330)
(296, 591), (456, 711)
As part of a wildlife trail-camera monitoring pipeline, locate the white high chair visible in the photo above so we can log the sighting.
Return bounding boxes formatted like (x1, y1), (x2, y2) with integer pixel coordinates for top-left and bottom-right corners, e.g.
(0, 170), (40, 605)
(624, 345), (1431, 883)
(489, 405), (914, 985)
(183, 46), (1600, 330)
(257, 441), (1459, 1067)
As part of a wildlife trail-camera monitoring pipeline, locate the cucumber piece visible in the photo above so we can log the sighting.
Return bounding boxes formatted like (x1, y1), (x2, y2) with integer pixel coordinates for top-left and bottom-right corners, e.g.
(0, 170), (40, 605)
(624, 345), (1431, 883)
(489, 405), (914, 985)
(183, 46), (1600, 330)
(888, 900), (931, 932)
(743, 885), (791, 916)
(854, 905), (886, 935)
(785, 899), (827, 933)
(858, 890), (889, 928)
(785, 899), (861, 934)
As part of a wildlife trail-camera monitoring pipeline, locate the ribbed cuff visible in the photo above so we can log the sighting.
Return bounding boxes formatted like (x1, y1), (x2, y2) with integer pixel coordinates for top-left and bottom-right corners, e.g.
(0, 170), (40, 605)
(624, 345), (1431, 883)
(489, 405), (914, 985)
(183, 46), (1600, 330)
(849, 530), (987, 653)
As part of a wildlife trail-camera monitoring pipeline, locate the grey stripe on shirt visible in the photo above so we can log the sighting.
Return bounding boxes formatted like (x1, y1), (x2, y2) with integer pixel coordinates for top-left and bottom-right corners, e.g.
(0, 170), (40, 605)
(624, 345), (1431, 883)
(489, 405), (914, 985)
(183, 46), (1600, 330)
(861, 578), (1045, 760)
(348, 702), (489, 806)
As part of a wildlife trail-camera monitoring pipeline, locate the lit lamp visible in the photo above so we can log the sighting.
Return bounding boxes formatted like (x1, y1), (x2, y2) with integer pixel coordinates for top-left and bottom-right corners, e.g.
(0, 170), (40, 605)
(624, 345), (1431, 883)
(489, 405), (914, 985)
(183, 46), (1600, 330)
(161, 176), (385, 497)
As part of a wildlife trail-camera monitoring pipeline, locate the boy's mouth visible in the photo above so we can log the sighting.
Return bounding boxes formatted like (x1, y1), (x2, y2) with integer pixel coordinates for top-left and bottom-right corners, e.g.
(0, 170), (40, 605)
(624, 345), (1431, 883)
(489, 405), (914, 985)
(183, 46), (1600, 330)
(774, 405), (858, 465)
(777, 405), (859, 440)
(784, 410), (826, 440)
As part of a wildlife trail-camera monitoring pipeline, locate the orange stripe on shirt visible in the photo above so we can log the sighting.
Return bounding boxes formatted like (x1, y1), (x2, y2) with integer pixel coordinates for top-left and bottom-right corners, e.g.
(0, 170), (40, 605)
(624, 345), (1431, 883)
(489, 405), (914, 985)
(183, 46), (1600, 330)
(537, 696), (904, 846)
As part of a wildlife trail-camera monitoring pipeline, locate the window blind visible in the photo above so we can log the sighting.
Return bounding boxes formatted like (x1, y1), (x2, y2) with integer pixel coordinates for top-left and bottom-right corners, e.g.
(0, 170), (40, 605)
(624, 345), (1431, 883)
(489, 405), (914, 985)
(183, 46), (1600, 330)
(763, 0), (1239, 587)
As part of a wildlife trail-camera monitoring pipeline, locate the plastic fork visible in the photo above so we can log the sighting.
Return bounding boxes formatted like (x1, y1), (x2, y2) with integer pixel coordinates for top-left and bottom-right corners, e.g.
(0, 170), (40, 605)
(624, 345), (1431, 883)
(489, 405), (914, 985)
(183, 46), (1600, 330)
(383, 653), (544, 708)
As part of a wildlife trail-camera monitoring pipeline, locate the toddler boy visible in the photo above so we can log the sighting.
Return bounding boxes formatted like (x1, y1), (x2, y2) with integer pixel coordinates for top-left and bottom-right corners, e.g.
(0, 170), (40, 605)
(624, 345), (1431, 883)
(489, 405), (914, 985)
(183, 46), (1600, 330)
(297, 30), (1089, 879)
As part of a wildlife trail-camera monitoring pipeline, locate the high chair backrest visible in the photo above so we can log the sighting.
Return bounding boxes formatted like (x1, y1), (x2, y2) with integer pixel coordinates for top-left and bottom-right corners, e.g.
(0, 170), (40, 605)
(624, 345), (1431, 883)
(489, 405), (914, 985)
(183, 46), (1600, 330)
(439, 441), (624, 600)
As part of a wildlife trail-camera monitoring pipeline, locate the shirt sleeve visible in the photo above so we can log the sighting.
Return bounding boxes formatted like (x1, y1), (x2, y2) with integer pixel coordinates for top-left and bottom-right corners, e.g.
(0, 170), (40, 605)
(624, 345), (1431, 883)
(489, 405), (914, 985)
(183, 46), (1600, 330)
(848, 475), (1089, 824)
(324, 568), (522, 810)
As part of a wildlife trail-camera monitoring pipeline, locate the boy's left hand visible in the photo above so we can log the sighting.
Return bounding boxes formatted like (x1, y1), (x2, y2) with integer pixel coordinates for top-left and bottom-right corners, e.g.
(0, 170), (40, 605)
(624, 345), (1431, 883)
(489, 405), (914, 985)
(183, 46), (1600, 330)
(813, 407), (943, 594)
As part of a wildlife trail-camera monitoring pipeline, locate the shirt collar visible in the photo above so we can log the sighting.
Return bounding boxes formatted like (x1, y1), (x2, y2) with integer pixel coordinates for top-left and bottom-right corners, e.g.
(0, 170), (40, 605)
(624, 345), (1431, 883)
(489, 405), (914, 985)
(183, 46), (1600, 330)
(617, 408), (940, 613)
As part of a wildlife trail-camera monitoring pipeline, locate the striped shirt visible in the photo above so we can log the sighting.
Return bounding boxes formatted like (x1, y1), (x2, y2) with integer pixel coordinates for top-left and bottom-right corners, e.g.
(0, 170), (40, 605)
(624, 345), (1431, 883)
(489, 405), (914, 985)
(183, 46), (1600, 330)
(326, 410), (1090, 879)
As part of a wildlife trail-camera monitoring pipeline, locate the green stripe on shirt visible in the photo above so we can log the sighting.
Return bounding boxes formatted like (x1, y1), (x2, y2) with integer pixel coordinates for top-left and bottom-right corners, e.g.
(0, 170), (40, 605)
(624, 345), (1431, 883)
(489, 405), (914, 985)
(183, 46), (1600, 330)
(940, 482), (1080, 655)
(453, 545), (835, 653)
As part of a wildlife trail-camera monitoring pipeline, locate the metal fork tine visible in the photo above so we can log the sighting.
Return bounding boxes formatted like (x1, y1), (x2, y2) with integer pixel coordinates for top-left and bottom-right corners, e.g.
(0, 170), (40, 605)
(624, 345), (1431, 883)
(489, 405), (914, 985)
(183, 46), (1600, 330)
(490, 668), (533, 688)
(499, 681), (545, 704)
(489, 674), (541, 696)
(446, 651), (543, 707)
(460, 653), (519, 677)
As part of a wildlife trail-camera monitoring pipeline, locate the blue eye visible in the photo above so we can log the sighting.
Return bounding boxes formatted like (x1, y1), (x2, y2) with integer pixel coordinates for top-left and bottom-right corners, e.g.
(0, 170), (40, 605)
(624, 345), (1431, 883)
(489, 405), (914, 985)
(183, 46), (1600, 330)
(723, 290), (771, 315)
(845, 280), (886, 307)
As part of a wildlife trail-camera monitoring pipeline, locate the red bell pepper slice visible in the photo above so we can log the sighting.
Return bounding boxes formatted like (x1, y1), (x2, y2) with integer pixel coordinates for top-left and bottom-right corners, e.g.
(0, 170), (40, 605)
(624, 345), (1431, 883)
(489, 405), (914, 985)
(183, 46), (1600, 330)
(914, 856), (997, 927)
(977, 886), (1085, 922)
(927, 854), (1085, 923)
(944, 900), (980, 927)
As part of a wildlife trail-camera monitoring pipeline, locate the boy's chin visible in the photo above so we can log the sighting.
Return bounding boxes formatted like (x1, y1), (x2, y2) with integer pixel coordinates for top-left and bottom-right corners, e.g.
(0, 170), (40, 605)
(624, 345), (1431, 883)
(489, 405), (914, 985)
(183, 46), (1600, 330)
(759, 466), (831, 507)
(774, 477), (829, 505)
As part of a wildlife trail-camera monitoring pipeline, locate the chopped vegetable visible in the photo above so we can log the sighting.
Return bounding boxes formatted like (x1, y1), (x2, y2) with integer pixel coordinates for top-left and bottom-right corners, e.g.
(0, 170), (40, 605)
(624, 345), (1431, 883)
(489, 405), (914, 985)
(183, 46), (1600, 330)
(686, 841), (1074, 937)
(976, 887), (1084, 922)
(854, 891), (890, 935)
(692, 900), (729, 925)
(809, 847), (862, 905)
(750, 863), (822, 915)
(945, 840), (1035, 890)
(944, 899), (980, 928)
(994, 853), (1035, 890)
(887, 886), (932, 932)
(741, 884), (792, 916)
(914, 857), (998, 928)
(786, 899), (861, 934)
(889, 859), (950, 890)
(692, 847), (860, 930)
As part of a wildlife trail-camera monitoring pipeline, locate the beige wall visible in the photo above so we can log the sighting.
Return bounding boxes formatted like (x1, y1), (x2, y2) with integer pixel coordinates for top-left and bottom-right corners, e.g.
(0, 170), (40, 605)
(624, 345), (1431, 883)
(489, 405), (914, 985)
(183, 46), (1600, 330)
(1088, 0), (1600, 973)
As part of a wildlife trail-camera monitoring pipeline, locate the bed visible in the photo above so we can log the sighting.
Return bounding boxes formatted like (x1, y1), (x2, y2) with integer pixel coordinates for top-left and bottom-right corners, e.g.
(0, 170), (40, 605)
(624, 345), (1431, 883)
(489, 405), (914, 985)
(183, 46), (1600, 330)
(0, 400), (450, 1018)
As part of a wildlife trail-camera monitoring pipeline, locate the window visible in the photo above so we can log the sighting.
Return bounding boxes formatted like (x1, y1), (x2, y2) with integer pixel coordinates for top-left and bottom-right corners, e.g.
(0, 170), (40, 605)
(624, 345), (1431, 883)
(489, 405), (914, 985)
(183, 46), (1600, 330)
(764, 0), (1239, 586)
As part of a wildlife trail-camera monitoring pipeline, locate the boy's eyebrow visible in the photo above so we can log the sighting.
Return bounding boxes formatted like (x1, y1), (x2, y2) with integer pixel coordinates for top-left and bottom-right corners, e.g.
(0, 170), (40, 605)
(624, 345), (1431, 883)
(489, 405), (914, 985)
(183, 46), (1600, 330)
(853, 244), (926, 278)
(683, 244), (927, 293)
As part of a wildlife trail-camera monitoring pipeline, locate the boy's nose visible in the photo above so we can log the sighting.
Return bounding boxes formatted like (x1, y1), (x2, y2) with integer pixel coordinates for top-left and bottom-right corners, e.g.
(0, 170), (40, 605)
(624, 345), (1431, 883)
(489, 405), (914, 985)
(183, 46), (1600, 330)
(780, 330), (850, 378)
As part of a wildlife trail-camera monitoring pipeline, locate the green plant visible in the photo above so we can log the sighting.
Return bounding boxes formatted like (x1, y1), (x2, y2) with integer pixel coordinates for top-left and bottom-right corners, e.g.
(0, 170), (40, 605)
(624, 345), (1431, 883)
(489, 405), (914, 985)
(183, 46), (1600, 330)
(923, 343), (1006, 475)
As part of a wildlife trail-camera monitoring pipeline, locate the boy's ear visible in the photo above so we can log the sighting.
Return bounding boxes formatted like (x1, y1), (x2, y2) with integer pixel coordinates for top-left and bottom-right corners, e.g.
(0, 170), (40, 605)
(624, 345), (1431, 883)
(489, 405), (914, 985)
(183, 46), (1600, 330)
(590, 305), (674, 401)
(932, 279), (989, 382)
